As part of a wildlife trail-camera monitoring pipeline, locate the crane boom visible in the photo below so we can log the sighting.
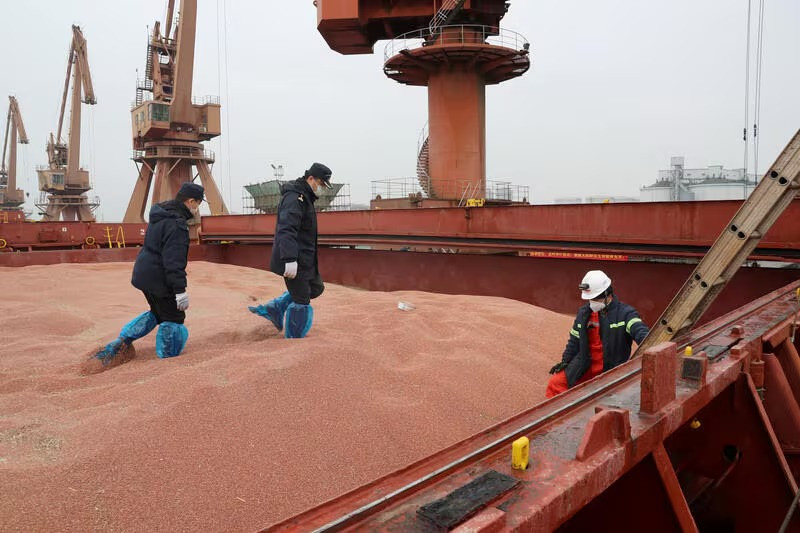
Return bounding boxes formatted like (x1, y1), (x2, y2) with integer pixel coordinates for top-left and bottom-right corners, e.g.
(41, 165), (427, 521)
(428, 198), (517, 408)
(36, 25), (98, 222)
(1, 96), (28, 209)
(55, 26), (95, 145)
(8, 96), (28, 144)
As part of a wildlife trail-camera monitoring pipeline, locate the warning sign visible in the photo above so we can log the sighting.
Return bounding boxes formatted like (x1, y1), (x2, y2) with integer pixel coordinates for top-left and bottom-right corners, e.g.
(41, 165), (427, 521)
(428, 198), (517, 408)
(523, 251), (630, 261)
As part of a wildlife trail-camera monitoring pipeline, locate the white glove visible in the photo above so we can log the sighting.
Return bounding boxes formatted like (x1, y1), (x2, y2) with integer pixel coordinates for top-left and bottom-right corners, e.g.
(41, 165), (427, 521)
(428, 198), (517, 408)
(283, 261), (298, 279)
(175, 292), (190, 311)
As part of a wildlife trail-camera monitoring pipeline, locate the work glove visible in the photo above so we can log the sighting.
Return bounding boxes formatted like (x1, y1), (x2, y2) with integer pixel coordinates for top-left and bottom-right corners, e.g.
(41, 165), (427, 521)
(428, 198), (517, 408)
(175, 292), (190, 311)
(548, 361), (568, 375)
(283, 261), (298, 279)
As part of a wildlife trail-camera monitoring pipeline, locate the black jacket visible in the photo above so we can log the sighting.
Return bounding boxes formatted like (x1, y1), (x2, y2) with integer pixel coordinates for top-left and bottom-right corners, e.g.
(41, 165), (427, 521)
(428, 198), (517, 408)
(270, 179), (319, 280)
(561, 297), (649, 387)
(131, 200), (192, 295)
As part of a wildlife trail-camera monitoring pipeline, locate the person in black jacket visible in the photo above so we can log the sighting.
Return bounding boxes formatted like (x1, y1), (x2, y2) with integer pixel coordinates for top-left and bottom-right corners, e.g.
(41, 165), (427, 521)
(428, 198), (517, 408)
(545, 270), (649, 397)
(249, 163), (333, 338)
(92, 182), (204, 365)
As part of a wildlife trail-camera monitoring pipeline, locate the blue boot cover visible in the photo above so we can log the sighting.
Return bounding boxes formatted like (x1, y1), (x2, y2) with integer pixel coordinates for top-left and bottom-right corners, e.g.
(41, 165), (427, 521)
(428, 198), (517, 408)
(94, 338), (127, 366)
(248, 291), (292, 331)
(284, 303), (313, 339)
(119, 311), (158, 342)
(94, 312), (158, 365)
(156, 322), (189, 358)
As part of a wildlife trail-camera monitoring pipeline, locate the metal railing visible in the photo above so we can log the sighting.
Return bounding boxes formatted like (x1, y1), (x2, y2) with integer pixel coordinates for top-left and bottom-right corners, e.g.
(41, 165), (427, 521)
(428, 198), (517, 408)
(384, 25), (530, 63)
(192, 95), (221, 106)
(131, 147), (215, 161)
(130, 92), (153, 110)
(417, 122), (429, 160)
(371, 177), (529, 203)
(136, 78), (154, 91)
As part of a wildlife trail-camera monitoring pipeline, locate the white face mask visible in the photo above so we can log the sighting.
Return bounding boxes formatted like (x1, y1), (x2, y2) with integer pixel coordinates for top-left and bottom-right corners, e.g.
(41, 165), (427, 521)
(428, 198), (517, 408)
(589, 300), (606, 312)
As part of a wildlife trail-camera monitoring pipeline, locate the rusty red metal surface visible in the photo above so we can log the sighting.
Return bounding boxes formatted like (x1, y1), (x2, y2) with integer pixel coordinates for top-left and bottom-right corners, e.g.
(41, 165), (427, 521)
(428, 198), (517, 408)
(0, 221), (146, 251)
(201, 200), (800, 258)
(265, 282), (800, 531)
(0, 242), (219, 267)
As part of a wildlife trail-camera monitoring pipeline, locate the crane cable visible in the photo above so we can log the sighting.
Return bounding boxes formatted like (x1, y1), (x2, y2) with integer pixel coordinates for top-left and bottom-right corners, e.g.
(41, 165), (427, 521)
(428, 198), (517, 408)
(752, 0), (765, 183)
(223, 0), (233, 211)
(742, 0), (767, 191)
(216, 0), (234, 211)
(741, 0), (752, 194)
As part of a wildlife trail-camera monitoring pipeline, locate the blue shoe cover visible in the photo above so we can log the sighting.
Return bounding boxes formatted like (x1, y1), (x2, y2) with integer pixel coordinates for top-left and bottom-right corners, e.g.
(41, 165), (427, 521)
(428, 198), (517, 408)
(94, 338), (128, 366)
(156, 322), (189, 358)
(120, 311), (157, 342)
(284, 303), (313, 339)
(93, 311), (157, 366)
(248, 291), (292, 331)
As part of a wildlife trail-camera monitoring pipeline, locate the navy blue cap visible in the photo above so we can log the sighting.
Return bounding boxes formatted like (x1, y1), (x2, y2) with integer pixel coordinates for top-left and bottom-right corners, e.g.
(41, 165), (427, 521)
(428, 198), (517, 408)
(177, 182), (205, 201)
(305, 162), (333, 189)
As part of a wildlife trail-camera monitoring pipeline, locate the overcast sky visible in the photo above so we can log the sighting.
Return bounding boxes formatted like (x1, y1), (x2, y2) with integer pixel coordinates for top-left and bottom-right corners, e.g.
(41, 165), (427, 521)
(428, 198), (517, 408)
(1, 1), (798, 220)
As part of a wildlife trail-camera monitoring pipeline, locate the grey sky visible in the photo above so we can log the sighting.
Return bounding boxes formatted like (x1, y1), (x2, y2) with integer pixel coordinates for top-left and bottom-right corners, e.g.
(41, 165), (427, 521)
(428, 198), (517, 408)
(1, 1), (798, 220)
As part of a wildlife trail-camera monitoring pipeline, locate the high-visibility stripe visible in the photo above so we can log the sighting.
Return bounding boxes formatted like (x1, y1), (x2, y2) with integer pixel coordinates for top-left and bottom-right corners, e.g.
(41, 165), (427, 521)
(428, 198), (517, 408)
(570, 329), (580, 338)
(626, 317), (643, 334)
(609, 321), (625, 328)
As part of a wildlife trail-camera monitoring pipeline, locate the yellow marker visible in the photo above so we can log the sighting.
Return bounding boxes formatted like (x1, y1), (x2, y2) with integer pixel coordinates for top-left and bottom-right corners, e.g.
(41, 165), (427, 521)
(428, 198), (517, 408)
(690, 419), (701, 430)
(512, 436), (529, 470)
(684, 346), (693, 357)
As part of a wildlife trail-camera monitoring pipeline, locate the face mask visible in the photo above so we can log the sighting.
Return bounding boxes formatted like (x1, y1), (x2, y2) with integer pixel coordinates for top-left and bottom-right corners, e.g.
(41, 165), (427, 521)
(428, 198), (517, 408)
(589, 300), (606, 312)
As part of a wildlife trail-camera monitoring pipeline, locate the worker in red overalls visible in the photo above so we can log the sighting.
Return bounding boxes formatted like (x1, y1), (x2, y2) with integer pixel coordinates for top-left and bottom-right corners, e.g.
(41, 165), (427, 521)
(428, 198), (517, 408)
(546, 270), (649, 398)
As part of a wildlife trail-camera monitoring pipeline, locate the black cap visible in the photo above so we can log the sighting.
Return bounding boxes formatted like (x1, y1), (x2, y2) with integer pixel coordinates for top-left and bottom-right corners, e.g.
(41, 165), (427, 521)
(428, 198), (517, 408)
(305, 162), (333, 189)
(177, 182), (205, 201)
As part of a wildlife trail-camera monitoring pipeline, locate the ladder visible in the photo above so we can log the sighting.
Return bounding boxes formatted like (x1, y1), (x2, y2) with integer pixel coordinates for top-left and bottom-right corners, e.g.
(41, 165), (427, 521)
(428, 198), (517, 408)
(428, 0), (467, 38)
(634, 129), (800, 356)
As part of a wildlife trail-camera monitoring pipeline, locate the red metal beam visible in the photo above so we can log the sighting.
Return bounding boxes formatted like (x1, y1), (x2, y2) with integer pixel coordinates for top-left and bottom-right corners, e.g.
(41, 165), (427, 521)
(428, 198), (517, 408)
(0, 221), (146, 251)
(201, 201), (800, 252)
(0, 242), (219, 267)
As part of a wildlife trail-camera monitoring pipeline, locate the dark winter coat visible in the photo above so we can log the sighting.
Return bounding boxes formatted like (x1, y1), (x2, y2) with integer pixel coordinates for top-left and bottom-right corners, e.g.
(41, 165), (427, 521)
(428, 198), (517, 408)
(270, 178), (319, 281)
(131, 200), (192, 295)
(561, 297), (649, 387)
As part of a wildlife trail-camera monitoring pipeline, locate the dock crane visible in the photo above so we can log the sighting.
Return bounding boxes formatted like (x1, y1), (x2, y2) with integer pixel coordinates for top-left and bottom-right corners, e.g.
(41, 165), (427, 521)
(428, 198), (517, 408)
(36, 25), (99, 222)
(123, 0), (229, 223)
(1, 96), (28, 220)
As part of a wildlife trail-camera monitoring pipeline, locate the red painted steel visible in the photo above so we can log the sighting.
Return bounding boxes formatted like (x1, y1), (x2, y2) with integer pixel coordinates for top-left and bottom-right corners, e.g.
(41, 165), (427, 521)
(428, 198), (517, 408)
(763, 354), (800, 450)
(0, 242), (219, 267)
(265, 282), (800, 531)
(640, 342), (678, 414)
(652, 443), (699, 533)
(316, 0), (510, 55)
(0, 221), (146, 251)
(200, 201), (800, 252)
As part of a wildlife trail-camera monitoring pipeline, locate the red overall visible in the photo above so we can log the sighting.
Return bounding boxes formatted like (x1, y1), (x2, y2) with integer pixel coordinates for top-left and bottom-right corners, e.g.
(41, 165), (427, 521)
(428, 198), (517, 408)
(545, 312), (603, 398)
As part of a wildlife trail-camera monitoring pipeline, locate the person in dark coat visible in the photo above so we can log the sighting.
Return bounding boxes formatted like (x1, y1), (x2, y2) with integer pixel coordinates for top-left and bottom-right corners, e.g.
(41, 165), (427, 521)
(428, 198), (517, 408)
(545, 270), (649, 397)
(92, 182), (204, 365)
(249, 162), (333, 338)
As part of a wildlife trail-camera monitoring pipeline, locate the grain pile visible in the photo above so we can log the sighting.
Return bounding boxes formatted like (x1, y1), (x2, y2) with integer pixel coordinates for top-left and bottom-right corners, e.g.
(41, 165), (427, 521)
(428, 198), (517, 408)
(0, 261), (573, 531)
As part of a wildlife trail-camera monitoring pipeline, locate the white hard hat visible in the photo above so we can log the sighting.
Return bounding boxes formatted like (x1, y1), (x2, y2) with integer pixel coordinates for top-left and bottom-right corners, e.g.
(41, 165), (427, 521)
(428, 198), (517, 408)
(579, 270), (612, 300)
